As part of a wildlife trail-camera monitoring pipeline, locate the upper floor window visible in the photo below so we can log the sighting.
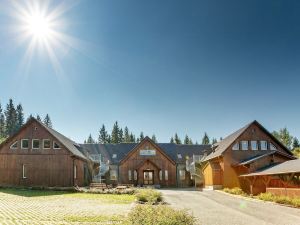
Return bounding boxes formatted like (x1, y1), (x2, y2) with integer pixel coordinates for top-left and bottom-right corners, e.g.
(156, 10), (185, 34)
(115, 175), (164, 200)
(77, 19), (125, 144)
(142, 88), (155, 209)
(32, 139), (40, 149)
(43, 139), (51, 149)
(179, 170), (186, 180)
(260, 141), (268, 150)
(270, 143), (277, 150)
(53, 141), (61, 149)
(10, 141), (18, 149)
(241, 141), (248, 150)
(251, 141), (258, 150)
(232, 143), (239, 150)
(21, 139), (29, 149)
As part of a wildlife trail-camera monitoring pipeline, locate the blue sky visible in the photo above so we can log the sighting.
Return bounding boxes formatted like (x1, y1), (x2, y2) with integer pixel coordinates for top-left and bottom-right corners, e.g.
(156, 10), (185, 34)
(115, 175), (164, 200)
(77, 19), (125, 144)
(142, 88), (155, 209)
(0, 0), (300, 143)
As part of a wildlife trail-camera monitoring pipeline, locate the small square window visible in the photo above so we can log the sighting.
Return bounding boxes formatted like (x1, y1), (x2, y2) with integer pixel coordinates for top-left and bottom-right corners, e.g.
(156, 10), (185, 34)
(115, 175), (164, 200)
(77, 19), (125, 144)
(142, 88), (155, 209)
(10, 141), (18, 149)
(32, 139), (40, 149)
(232, 143), (239, 150)
(241, 141), (248, 150)
(43, 139), (51, 149)
(251, 141), (258, 150)
(260, 141), (268, 150)
(21, 139), (29, 149)
(53, 141), (61, 149)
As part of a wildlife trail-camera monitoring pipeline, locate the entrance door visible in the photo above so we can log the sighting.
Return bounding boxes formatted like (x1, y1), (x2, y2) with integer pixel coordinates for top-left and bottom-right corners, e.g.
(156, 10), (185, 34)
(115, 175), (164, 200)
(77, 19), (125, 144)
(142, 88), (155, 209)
(143, 171), (154, 185)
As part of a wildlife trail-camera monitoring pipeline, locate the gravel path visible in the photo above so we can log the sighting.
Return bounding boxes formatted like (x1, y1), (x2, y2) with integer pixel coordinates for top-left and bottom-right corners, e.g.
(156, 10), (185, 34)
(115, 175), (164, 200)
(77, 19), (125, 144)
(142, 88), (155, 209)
(159, 189), (300, 225)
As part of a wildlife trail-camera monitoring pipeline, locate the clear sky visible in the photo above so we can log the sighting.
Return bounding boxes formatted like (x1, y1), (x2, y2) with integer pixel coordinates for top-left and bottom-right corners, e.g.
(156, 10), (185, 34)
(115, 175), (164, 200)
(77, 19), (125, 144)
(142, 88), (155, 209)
(0, 0), (300, 143)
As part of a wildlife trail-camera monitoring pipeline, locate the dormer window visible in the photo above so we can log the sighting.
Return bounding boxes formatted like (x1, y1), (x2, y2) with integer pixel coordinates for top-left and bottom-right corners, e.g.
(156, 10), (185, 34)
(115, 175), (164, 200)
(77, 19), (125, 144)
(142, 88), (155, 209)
(232, 143), (239, 150)
(241, 141), (248, 150)
(270, 143), (277, 150)
(10, 141), (18, 149)
(112, 154), (117, 159)
(53, 141), (61, 149)
(177, 154), (182, 159)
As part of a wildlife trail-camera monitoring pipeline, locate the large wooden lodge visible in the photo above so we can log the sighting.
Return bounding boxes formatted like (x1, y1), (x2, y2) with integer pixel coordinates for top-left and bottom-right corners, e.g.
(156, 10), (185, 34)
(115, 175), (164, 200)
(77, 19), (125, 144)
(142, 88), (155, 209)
(0, 118), (299, 196)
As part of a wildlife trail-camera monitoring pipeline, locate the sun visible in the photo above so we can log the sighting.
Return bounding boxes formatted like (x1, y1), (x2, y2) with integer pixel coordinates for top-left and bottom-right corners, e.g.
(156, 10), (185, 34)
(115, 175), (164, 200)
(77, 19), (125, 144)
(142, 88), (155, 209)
(25, 12), (52, 40)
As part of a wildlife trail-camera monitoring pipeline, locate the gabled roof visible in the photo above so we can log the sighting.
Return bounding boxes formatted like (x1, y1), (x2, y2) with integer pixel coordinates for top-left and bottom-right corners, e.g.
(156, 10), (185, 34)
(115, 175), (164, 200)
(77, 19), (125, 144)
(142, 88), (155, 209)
(0, 118), (87, 161)
(203, 120), (294, 162)
(240, 159), (300, 177)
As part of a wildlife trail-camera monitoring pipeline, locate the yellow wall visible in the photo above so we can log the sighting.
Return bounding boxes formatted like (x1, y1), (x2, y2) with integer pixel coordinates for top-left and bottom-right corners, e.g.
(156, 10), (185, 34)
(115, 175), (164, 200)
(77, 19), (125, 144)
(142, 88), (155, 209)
(203, 163), (213, 186)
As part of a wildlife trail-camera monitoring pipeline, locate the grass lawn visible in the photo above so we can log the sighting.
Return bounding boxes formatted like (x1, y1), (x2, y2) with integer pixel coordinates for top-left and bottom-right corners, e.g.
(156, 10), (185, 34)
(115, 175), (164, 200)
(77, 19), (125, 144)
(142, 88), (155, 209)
(0, 188), (135, 224)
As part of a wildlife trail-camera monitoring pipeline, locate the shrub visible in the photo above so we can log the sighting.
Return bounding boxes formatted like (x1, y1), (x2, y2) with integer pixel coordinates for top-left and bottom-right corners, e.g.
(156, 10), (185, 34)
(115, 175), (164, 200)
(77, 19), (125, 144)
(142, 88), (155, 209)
(125, 205), (196, 225)
(257, 192), (300, 208)
(223, 187), (247, 196)
(135, 189), (162, 204)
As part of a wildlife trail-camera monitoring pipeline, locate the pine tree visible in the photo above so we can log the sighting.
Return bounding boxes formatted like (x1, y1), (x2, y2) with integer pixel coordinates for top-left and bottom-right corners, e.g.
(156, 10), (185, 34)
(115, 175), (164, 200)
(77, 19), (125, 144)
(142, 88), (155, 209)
(98, 124), (108, 144)
(27, 114), (33, 122)
(118, 128), (124, 143)
(189, 138), (193, 145)
(139, 132), (144, 141)
(5, 99), (17, 136)
(86, 134), (95, 144)
(174, 133), (181, 144)
(202, 132), (210, 145)
(184, 135), (190, 144)
(124, 127), (131, 143)
(151, 134), (157, 143)
(136, 138), (140, 143)
(170, 137), (174, 143)
(293, 137), (300, 149)
(0, 103), (5, 138)
(15, 104), (24, 131)
(107, 135), (112, 144)
(36, 114), (42, 122)
(130, 133), (135, 143)
(212, 138), (218, 145)
(43, 114), (53, 128)
(272, 128), (293, 149)
(111, 121), (120, 144)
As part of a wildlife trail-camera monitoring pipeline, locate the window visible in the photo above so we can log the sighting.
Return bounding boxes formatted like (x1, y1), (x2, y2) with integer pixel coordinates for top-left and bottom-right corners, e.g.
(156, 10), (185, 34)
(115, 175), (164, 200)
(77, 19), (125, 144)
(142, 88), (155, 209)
(270, 143), (277, 150)
(43, 139), (51, 149)
(32, 139), (40, 149)
(110, 170), (117, 180)
(165, 170), (168, 181)
(177, 154), (182, 159)
(21, 139), (29, 149)
(159, 170), (163, 180)
(53, 141), (61, 149)
(74, 165), (77, 179)
(22, 164), (27, 179)
(241, 141), (248, 150)
(128, 170), (132, 181)
(232, 143), (239, 150)
(251, 141), (258, 150)
(179, 170), (186, 180)
(260, 141), (268, 150)
(112, 154), (117, 159)
(10, 141), (18, 149)
(134, 170), (137, 181)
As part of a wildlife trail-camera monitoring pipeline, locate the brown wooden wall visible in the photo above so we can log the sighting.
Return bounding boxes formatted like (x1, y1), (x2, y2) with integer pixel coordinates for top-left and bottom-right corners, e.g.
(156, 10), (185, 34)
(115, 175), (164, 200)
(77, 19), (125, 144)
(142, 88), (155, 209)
(0, 120), (86, 187)
(119, 140), (177, 187)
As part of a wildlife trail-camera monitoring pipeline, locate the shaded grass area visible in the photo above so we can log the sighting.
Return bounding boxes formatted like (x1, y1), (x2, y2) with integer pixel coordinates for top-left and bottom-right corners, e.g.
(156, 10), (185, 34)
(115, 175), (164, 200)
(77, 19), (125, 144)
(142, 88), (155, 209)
(0, 188), (135, 204)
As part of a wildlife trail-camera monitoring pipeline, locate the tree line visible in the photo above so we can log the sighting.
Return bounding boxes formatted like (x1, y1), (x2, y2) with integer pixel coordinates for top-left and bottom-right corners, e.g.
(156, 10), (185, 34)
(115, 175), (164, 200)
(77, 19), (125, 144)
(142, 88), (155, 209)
(84, 122), (218, 145)
(0, 99), (53, 143)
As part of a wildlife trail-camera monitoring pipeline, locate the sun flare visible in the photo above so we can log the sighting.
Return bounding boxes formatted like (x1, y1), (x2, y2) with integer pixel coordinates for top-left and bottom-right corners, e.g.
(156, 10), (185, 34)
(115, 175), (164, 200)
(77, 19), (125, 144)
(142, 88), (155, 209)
(25, 12), (52, 40)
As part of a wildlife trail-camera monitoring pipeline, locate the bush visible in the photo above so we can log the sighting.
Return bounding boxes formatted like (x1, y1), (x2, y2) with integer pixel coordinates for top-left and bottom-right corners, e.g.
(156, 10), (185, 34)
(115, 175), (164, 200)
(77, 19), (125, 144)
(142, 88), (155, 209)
(77, 187), (136, 195)
(125, 205), (196, 225)
(257, 192), (300, 208)
(135, 189), (162, 204)
(223, 187), (247, 196)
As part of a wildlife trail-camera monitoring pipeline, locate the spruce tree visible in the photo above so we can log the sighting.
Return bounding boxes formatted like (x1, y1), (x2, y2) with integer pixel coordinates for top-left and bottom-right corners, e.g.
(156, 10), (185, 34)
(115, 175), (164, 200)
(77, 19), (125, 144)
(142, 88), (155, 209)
(111, 121), (120, 144)
(212, 138), (218, 145)
(130, 133), (135, 143)
(139, 132), (144, 141)
(202, 132), (210, 145)
(43, 114), (53, 128)
(174, 133), (182, 144)
(184, 135), (190, 144)
(27, 114), (33, 122)
(5, 99), (17, 136)
(118, 128), (124, 143)
(86, 134), (95, 144)
(16, 104), (24, 130)
(0, 103), (5, 138)
(98, 124), (108, 144)
(136, 138), (140, 143)
(189, 138), (193, 145)
(272, 128), (293, 149)
(293, 137), (300, 149)
(124, 127), (130, 143)
(170, 137), (174, 143)
(107, 135), (112, 144)
(36, 114), (42, 122)
(151, 134), (157, 143)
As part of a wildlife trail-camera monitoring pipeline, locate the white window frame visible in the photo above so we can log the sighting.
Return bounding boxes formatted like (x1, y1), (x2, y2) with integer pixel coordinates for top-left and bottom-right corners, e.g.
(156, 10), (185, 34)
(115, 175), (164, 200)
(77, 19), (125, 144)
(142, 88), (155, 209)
(232, 143), (239, 150)
(43, 139), (51, 149)
(110, 170), (117, 181)
(21, 139), (29, 149)
(260, 141), (268, 150)
(165, 170), (168, 181)
(270, 143), (277, 150)
(74, 165), (77, 179)
(53, 141), (61, 149)
(22, 164), (27, 179)
(251, 141), (258, 150)
(10, 141), (18, 150)
(241, 141), (248, 150)
(179, 170), (186, 180)
(134, 170), (138, 181)
(128, 170), (132, 181)
(32, 139), (40, 149)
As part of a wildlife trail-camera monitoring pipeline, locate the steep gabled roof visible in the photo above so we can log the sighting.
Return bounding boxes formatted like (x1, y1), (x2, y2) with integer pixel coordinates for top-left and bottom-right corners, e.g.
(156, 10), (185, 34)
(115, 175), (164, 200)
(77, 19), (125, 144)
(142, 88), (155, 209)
(203, 120), (294, 162)
(0, 118), (87, 161)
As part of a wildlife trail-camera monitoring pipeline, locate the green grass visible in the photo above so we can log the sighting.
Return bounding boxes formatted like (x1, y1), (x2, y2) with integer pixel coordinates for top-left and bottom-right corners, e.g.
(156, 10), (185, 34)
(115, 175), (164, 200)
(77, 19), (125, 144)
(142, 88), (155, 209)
(64, 215), (124, 223)
(0, 188), (135, 204)
(135, 189), (163, 204)
(257, 192), (300, 208)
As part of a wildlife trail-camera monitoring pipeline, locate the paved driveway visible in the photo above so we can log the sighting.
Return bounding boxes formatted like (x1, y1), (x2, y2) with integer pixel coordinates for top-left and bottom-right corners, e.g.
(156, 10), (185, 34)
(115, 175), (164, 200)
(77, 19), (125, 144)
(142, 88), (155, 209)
(159, 189), (300, 225)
